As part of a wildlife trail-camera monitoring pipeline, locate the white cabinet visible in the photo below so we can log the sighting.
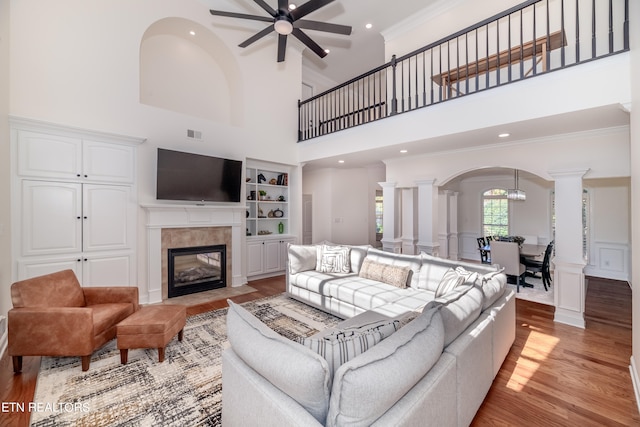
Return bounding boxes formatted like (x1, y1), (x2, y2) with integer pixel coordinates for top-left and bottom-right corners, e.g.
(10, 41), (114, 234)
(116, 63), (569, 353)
(18, 131), (135, 183)
(246, 237), (294, 278)
(21, 181), (132, 256)
(12, 122), (142, 286)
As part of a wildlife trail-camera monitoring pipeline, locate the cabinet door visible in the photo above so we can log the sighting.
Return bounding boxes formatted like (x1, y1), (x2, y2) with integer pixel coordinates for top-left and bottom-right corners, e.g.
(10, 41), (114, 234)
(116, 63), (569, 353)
(264, 240), (282, 273)
(83, 141), (135, 183)
(247, 241), (265, 276)
(82, 254), (133, 287)
(22, 180), (82, 256)
(279, 239), (294, 270)
(83, 184), (132, 252)
(17, 131), (82, 180)
(18, 256), (82, 281)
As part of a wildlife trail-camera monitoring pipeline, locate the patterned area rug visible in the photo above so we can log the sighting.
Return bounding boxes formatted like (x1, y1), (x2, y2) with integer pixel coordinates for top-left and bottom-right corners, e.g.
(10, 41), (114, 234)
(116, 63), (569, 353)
(30, 294), (341, 426)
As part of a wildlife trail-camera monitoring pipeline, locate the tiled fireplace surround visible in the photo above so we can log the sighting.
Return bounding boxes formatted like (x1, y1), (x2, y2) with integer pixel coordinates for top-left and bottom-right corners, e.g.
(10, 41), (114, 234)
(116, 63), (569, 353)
(142, 204), (245, 304)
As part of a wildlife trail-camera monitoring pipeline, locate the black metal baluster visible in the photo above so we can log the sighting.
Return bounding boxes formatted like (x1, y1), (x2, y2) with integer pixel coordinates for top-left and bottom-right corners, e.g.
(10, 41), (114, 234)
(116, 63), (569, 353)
(486, 24), (490, 88)
(430, 48), (435, 105)
(533, 5), (537, 75)
(475, 29), (479, 91)
(507, 14), (512, 83)
(391, 55), (397, 115)
(496, 20), (501, 86)
(546, 0), (551, 71)
(465, 33), (469, 94)
(560, 0), (565, 67)
(592, 0), (596, 58)
(624, 0), (629, 50)
(576, 0), (580, 62)
(520, 9), (524, 79)
(608, 0), (614, 53)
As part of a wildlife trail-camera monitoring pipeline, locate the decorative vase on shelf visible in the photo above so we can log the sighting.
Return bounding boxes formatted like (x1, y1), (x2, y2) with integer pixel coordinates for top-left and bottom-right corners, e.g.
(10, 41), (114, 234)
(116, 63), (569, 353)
(278, 222), (284, 234)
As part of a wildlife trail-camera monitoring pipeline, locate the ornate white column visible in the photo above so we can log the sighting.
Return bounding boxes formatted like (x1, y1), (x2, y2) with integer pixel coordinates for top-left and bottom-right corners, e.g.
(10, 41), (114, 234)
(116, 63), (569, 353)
(416, 179), (440, 256)
(401, 187), (418, 254)
(448, 191), (460, 260)
(379, 182), (402, 253)
(549, 168), (589, 328)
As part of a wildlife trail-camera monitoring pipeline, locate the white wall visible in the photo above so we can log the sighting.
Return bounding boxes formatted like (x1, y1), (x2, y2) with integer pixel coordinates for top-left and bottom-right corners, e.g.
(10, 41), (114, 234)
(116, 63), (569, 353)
(5, 0), (304, 309)
(303, 165), (385, 246)
(0, 0), (11, 331)
(629, 0), (640, 410)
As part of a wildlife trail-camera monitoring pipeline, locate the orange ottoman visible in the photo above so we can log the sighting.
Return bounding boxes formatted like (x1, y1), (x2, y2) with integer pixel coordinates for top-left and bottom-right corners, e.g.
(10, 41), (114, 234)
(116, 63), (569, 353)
(116, 305), (186, 364)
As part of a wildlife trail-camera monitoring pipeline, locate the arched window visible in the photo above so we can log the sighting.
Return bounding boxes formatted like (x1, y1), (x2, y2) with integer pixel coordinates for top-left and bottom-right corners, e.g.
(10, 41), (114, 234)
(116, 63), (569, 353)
(482, 189), (509, 236)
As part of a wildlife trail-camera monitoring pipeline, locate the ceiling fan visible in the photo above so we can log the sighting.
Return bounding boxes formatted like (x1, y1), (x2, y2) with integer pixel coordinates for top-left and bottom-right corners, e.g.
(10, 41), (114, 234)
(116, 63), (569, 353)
(209, 0), (352, 62)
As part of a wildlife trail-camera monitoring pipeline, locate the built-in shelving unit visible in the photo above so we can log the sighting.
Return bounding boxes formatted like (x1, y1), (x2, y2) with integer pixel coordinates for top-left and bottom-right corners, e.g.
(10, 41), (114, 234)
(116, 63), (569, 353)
(245, 167), (289, 237)
(245, 162), (295, 278)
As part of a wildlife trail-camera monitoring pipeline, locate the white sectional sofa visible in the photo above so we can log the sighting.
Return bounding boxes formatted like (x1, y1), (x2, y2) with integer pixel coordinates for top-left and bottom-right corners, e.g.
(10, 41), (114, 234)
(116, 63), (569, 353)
(222, 244), (515, 427)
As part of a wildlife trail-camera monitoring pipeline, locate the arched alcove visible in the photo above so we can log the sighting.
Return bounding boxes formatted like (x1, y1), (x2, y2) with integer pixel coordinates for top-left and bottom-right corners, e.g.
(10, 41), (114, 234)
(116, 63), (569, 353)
(140, 18), (243, 125)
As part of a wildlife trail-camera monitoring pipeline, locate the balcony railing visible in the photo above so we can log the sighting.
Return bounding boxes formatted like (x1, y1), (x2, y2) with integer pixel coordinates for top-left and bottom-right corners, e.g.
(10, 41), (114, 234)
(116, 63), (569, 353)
(298, 0), (629, 142)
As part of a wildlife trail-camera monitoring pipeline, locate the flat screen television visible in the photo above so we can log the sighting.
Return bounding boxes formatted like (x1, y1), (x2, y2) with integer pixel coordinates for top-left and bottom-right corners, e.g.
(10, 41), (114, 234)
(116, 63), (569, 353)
(156, 148), (242, 203)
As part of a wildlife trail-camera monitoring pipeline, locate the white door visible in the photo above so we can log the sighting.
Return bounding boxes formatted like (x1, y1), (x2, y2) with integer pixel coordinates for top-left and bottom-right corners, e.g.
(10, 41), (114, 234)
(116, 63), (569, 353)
(17, 131), (82, 180)
(21, 180), (82, 256)
(83, 141), (135, 183)
(82, 254), (132, 287)
(303, 194), (313, 244)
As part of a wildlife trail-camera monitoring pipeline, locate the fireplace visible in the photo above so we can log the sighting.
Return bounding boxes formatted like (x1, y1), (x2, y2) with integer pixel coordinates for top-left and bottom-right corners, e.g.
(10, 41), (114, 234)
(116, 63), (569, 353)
(167, 244), (226, 298)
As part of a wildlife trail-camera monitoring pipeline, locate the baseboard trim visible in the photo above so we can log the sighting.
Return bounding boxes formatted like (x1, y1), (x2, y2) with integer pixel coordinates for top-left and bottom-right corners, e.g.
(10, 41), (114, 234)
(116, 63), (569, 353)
(630, 356), (640, 414)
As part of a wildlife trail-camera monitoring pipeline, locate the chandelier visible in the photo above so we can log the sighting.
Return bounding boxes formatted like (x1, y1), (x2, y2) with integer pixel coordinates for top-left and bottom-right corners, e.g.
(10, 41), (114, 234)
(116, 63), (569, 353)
(507, 169), (526, 201)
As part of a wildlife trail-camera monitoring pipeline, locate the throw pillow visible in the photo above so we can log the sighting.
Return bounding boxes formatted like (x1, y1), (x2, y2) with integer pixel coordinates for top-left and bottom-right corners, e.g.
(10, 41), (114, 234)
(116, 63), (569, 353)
(359, 258), (411, 288)
(316, 245), (351, 273)
(297, 329), (384, 375)
(435, 267), (478, 298)
(288, 244), (318, 274)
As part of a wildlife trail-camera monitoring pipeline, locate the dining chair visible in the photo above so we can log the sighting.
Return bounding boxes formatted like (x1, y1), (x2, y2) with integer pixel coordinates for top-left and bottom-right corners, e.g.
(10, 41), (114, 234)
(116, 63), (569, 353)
(523, 241), (554, 291)
(490, 241), (527, 292)
(477, 237), (490, 264)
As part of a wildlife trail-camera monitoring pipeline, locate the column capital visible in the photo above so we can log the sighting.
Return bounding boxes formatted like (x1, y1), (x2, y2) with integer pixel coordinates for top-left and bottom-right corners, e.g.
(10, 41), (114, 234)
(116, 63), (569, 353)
(378, 181), (397, 189)
(415, 178), (437, 186)
(547, 168), (590, 179)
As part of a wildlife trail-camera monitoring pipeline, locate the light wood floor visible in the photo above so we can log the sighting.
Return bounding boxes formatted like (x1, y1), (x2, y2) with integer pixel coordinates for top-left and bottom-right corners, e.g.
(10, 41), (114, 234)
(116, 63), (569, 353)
(1, 276), (638, 426)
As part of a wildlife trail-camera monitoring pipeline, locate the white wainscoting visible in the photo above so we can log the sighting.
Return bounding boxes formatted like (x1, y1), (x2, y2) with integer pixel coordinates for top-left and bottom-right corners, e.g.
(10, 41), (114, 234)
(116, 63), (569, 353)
(585, 240), (630, 281)
(459, 232), (483, 262)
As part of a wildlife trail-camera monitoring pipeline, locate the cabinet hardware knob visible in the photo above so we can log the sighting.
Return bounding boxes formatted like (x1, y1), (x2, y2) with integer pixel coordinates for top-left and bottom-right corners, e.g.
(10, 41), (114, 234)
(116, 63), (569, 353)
(84, 258), (87, 261)
(77, 216), (81, 219)
(83, 216), (88, 219)
(77, 174), (81, 177)
(77, 259), (81, 262)
(84, 175), (88, 178)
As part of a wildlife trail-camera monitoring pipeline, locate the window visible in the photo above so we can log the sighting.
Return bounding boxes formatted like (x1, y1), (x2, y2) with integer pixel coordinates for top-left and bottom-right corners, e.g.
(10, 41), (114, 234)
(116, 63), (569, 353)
(482, 189), (509, 236)
(375, 190), (383, 234)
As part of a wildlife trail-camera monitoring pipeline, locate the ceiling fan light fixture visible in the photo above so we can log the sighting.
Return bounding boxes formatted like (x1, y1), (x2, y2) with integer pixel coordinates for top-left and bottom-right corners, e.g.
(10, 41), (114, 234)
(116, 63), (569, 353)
(274, 19), (293, 35)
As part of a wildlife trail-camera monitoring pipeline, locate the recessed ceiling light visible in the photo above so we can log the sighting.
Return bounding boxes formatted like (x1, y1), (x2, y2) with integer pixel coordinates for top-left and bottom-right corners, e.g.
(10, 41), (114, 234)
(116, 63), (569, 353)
(189, 30), (196, 36)
(338, 160), (345, 163)
(498, 133), (510, 138)
(400, 149), (408, 153)
(365, 23), (373, 29)
(289, 3), (296, 10)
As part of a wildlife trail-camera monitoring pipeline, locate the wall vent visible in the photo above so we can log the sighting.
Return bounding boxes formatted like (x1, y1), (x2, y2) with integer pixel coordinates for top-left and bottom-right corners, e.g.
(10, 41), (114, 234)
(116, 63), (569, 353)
(187, 129), (203, 140)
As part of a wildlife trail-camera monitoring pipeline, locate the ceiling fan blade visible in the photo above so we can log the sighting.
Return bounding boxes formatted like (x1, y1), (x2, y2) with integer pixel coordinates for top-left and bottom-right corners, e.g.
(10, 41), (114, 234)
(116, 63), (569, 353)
(295, 19), (352, 35)
(277, 34), (287, 62)
(290, 0), (334, 21)
(292, 28), (327, 58)
(278, 0), (288, 11)
(209, 10), (273, 23)
(239, 26), (275, 48)
(253, 0), (277, 17)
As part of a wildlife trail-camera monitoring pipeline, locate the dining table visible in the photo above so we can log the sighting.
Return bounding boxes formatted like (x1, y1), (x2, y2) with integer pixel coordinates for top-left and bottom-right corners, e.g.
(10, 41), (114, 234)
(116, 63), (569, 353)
(482, 243), (546, 259)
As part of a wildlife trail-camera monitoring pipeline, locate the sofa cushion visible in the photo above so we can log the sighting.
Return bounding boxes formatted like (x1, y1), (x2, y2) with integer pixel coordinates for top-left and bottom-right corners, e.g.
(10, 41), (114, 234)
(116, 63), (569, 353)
(364, 248), (422, 288)
(415, 258), (455, 292)
(435, 267), (478, 298)
(226, 300), (331, 424)
(297, 319), (399, 375)
(426, 284), (484, 346)
(476, 269), (507, 310)
(326, 276), (413, 310)
(359, 258), (411, 288)
(288, 270), (354, 295)
(348, 245), (370, 274)
(91, 303), (136, 335)
(288, 244), (318, 274)
(327, 307), (445, 427)
(316, 245), (351, 273)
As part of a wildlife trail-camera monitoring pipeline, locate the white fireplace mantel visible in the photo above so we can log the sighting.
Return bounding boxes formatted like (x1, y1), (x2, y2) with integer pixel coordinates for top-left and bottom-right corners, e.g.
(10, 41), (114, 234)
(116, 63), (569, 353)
(142, 203), (247, 304)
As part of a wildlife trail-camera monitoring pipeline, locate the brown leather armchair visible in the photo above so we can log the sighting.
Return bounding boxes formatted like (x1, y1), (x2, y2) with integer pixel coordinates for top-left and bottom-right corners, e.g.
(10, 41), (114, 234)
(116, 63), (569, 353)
(8, 269), (139, 372)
